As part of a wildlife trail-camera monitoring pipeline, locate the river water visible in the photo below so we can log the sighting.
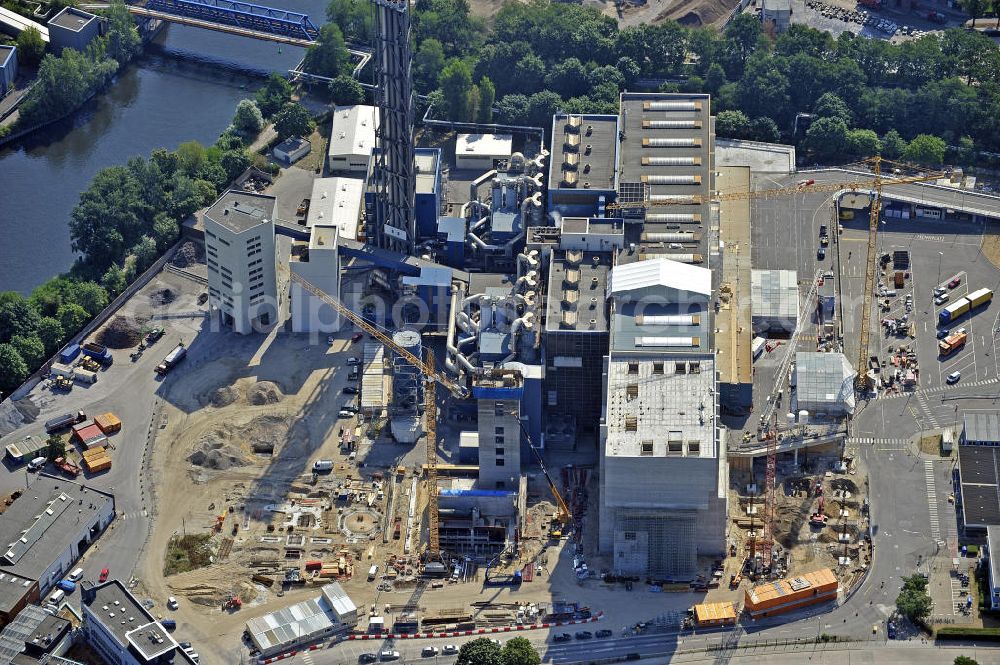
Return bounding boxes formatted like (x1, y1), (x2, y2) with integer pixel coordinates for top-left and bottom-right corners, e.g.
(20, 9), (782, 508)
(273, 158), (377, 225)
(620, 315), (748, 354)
(0, 0), (326, 294)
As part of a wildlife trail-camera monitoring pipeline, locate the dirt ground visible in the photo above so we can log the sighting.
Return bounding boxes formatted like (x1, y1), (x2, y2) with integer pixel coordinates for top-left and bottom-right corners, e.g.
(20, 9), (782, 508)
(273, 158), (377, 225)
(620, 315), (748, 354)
(982, 220), (1000, 269)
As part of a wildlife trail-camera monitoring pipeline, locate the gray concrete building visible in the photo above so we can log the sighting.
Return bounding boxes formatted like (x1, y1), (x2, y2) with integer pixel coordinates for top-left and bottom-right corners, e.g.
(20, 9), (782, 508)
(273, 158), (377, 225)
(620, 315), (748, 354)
(47, 7), (100, 54)
(204, 191), (279, 334)
(476, 377), (523, 491)
(761, 0), (792, 34)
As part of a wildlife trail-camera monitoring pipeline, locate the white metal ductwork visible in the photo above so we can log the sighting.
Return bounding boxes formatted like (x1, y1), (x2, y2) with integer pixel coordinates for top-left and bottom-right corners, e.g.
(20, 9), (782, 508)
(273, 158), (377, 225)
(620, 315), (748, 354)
(645, 213), (701, 222)
(642, 138), (701, 147)
(635, 336), (701, 347)
(641, 156), (702, 166)
(640, 175), (701, 185)
(643, 101), (701, 111)
(640, 232), (698, 242)
(641, 120), (702, 129)
(636, 314), (701, 326)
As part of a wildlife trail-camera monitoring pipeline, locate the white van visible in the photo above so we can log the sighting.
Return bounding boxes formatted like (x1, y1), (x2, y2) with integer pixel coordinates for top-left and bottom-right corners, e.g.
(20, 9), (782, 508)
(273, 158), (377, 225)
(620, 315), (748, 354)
(68, 568), (84, 582)
(27, 457), (47, 472)
(313, 460), (334, 473)
(47, 589), (65, 605)
(368, 565), (379, 581)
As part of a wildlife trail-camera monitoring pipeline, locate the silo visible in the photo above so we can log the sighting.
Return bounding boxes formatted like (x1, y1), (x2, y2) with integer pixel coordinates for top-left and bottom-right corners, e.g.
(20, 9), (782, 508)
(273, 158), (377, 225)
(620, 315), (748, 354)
(390, 329), (423, 443)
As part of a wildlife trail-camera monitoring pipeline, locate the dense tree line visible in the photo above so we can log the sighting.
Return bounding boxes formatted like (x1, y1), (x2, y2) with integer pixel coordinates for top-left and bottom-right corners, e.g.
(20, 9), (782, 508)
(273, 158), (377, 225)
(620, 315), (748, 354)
(325, 0), (1000, 164)
(14, 0), (140, 130)
(0, 97), (264, 394)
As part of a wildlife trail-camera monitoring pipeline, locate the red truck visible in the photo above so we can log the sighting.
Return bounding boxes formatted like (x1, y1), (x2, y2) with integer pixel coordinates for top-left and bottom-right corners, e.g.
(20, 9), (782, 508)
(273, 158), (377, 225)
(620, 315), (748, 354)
(53, 457), (81, 477)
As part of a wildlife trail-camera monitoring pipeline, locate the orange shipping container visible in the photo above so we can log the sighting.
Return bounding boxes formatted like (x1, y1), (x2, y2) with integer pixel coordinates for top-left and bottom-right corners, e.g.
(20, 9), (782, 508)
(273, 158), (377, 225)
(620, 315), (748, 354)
(693, 602), (736, 627)
(81, 445), (108, 460)
(744, 568), (838, 619)
(84, 455), (112, 473)
(94, 412), (121, 434)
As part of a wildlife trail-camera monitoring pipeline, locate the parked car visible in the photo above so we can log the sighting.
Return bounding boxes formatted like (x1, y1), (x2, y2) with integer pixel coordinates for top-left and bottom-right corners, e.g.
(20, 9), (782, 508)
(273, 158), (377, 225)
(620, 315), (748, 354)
(347, 357), (362, 365)
(817, 247), (826, 260)
(948, 277), (962, 289)
(935, 294), (949, 306)
(442, 645), (459, 654)
(352, 333), (364, 342)
(421, 646), (439, 657)
(937, 329), (950, 339)
(379, 651), (400, 662)
(575, 630), (593, 640)
(947, 371), (961, 384)
(99, 568), (109, 583)
(934, 287), (946, 297)
(343, 386), (359, 394)
(167, 597), (178, 610)
(553, 633), (572, 642)
(596, 629), (613, 638)
(359, 654), (378, 663)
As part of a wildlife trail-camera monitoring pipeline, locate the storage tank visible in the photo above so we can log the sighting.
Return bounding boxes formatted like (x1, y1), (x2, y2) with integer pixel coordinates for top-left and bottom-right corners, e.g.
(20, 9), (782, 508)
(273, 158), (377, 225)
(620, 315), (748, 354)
(798, 410), (809, 425)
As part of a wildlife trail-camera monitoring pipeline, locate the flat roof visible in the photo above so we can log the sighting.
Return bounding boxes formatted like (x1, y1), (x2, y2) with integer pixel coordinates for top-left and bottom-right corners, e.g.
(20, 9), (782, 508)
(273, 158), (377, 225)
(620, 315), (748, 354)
(0, 571), (35, 616)
(83, 580), (177, 656)
(545, 250), (610, 333)
(0, 476), (113, 584)
(965, 413), (1000, 443)
(751, 270), (798, 320)
(49, 6), (96, 31)
(617, 93), (712, 261)
(0, 605), (59, 663)
(717, 166), (753, 387)
(610, 300), (711, 354)
(959, 445), (1000, 527)
(245, 583), (355, 653)
(415, 148), (440, 195)
(328, 105), (378, 160)
(693, 602), (736, 622)
(308, 225), (338, 251)
(456, 133), (512, 158)
(746, 568), (837, 606)
(306, 177), (364, 238)
(795, 352), (856, 411)
(275, 136), (310, 152)
(990, 526), (1000, 589)
(604, 355), (717, 458)
(549, 114), (618, 192)
(204, 190), (276, 235)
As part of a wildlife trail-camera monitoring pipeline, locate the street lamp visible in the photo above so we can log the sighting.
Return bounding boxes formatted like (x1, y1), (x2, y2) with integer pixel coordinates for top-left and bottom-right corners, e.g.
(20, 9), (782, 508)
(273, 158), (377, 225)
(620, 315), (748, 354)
(938, 252), (944, 286)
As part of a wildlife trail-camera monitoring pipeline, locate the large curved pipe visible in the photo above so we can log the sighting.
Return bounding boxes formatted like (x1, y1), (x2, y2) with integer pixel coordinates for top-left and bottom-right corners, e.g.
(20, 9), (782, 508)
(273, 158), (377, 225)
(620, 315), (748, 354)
(469, 169), (497, 202)
(470, 216), (489, 233)
(468, 232), (500, 251)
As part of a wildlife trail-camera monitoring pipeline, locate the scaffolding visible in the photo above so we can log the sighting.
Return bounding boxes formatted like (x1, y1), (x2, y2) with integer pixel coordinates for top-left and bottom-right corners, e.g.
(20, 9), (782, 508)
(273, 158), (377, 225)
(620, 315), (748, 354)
(612, 509), (698, 579)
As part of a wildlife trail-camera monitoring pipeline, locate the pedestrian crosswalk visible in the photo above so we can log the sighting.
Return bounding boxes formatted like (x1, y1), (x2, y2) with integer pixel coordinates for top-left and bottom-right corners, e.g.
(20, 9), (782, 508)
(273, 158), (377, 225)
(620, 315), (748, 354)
(300, 651), (314, 665)
(878, 376), (1000, 401)
(925, 460), (941, 542)
(846, 437), (909, 451)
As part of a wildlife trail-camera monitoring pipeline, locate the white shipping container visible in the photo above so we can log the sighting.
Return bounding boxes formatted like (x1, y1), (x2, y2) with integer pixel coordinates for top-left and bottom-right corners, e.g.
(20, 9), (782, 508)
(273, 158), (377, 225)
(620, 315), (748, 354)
(50, 363), (76, 379)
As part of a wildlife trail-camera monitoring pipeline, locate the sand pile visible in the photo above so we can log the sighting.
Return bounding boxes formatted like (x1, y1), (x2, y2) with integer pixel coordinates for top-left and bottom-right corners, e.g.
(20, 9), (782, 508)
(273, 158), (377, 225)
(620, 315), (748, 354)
(210, 386), (241, 408)
(655, 0), (739, 26)
(242, 414), (290, 454)
(150, 288), (176, 307)
(248, 381), (283, 405)
(99, 316), (146, 348)
(171, 241), (204, 268)
(189, 439), (249, 470)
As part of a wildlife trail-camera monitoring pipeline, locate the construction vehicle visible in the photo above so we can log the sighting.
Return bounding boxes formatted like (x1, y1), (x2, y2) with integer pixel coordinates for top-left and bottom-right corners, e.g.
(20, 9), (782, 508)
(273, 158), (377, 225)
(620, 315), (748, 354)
(52, 456), (81, 477)
(222, 593), (242, 611)
(156, 343), (187, 375)
(81, 342), (113, 366)
(939, 330), (968, 357)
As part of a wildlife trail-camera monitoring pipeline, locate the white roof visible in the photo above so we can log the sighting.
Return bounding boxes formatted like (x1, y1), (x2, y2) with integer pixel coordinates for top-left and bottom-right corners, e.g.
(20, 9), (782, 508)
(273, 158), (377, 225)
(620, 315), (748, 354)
(456, 133), (513, 158)
(609, 259), (712, 298)
(321, 582), (357, 619)
(306, 177), (364, 239)
(328, 105), (378, 160)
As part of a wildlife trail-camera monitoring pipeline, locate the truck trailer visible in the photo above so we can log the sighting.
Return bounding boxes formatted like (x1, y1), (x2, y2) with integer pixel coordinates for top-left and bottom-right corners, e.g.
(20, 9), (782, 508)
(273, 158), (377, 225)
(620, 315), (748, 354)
(156, 344), (187, 374)
(81, 342), (113, 366)
(45, 411), (86, 434)
(939, 330), (968, 357)
(939, 288), (993, 325)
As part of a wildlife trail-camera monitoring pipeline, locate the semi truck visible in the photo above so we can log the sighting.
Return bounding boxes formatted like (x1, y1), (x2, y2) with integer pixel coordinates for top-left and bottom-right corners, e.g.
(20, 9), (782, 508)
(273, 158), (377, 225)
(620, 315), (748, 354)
(156, 344), (187, 374)
(45, 411), (86, 434)
(939, 330), (968, 357)
(939, 288), (993, 325)
(81, 342), (113, 366)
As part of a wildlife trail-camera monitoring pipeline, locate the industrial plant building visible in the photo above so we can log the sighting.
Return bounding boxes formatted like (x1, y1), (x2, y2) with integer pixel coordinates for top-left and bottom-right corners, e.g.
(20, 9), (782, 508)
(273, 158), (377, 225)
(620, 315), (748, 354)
(328, 105), (379, 173)
(204, 191), (279, 335)
(47, 7), (99, 54)
(751, 269), (798, 335)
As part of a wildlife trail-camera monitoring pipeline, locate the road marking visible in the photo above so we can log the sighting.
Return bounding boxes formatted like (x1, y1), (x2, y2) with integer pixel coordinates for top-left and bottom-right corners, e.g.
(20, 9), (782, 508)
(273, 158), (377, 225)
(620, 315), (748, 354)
(847, 437), (909, 451)
(925, 460), (941, 543)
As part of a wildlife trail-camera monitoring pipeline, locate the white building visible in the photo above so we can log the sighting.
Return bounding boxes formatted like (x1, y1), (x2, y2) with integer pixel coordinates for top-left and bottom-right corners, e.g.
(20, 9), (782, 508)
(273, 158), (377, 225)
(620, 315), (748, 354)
(290, 224), (341, 334)
(988, 526), (1000, 609)
(328, 105), (379, 173)
(455, 133), (513, 171)
(204, 191), (278, 335)
(306, 176), (365, 239)
(82, 580), (195, 665)
(599, 258), (727, 579)
(245, 583), (358, 657)
(794, 352), (856, 416)
(751, 269), (798, 335)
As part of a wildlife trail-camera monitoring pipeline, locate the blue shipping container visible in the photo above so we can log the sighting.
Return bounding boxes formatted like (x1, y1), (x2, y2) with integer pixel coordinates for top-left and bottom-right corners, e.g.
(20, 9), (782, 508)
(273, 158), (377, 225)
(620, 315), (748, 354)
(59, 344), (80, 364)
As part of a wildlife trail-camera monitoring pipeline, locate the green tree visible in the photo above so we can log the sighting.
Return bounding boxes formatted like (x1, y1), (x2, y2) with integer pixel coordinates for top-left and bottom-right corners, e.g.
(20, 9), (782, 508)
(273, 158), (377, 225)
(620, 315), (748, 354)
(35, 317), (65, 357)
(814, 92), (853, 125)
(220, 149), (251, 182)
(255, 74), (294, 118)
(152, 212), (179, 251)
(414, 0), (484, 58)
(501, 637), (540, 665)
(804, 116), (850, 160)
(104, 0), (142, 65)
(616, 56), (641, 86)
(16, 27), (46, 68)
(847, 129), (882, 157)
(46, 434), (66, 461)
(0, 344), (28, 396)
(302, 23), (350, 78)
(326, 0), (373, 41)
(526, 90), (562, 128)
(750, 116), (780, 143)
(101, 264), (128, 296)
(273, 103), (315, 139)
(495, 94), (529, 124)
(723, 13), (766, 76)
(0, 293), (41, 343)
(414, 38), (446, 92)
(57, 303), (89, 336)
(477, 76), (495, 124)
(514, 54), (546, 92)
(71, 282), (109, 316)
(439, 59), (474, 121)
(954, 657), (979, 665)
(328, 74), (365, 105)
(176, 141), (208, 177)
(11, 335), (45, 369)
(130, 236), (159, 273)
(232, 99), (264, 137)
(904, 134), (947, 166)
(960, 0), (988, 27)
(544, 58), (589, 99)
(896, 574), (933, 620)
(705, 63), (727, 96)
(457, 637), (503, 665)
(715, 110), (752, 139)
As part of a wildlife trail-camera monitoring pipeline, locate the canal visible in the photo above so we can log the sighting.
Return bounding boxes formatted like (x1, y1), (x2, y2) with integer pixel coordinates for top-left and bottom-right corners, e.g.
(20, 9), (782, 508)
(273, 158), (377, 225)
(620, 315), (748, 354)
(0, 0), (325, 294)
